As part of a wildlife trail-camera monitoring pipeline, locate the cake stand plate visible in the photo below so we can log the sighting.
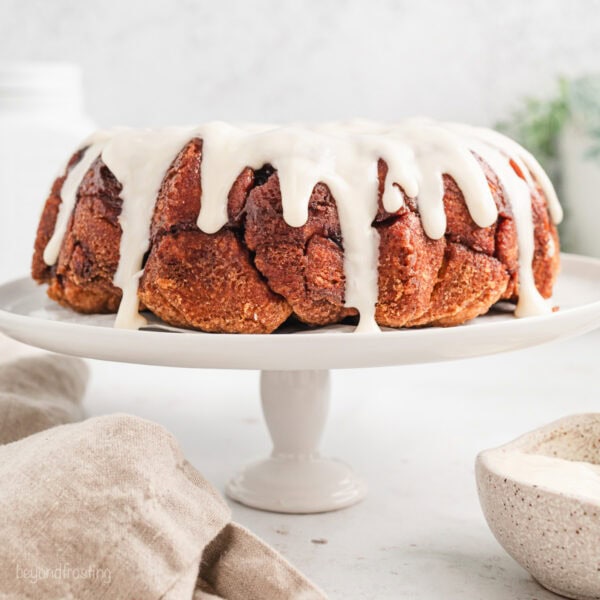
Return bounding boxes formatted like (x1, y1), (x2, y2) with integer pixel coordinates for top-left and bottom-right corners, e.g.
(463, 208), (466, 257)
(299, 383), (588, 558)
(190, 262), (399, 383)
(0, 253), (599, 513)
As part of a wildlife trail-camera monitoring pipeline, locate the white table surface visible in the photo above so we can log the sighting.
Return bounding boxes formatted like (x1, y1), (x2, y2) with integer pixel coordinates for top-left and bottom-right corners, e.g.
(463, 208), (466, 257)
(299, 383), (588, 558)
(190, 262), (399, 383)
(80, 328), (600, 599)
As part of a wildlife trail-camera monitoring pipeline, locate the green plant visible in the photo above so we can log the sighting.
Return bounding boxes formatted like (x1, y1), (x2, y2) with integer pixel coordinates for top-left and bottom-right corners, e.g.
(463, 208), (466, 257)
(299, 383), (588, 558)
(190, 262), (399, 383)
(497, 78), (570, 180)
(497, 75), (600, 181)
(569, 76), (600, 159)
(498, 76), (600, 250)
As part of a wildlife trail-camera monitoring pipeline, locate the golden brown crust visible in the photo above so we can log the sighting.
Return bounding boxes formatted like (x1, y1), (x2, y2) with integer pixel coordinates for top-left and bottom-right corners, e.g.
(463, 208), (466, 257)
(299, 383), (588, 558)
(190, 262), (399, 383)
(138, 140), (291, 333)
(140, 230), (292, 333)
(531, 182), (560, 299)
(44, 157), (123, 314)
(374, 211), (445, 328)
(414, 243), (509, 327)
(374, 155), (519, 328)
(32, 148), (85, 284)
(31, 138), (561, 333)
(244, 173), (356, 326)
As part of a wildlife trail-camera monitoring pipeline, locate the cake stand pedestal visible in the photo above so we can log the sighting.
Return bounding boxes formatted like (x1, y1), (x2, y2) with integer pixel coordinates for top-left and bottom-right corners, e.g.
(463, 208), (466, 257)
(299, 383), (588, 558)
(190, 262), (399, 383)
(226, 370), (366, 513)
(0, 254), (599, 514)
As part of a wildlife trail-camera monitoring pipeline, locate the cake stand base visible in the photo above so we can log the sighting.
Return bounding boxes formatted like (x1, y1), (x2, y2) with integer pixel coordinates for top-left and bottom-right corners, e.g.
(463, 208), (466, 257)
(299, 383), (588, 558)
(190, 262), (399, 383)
(225, 370), (367, 513)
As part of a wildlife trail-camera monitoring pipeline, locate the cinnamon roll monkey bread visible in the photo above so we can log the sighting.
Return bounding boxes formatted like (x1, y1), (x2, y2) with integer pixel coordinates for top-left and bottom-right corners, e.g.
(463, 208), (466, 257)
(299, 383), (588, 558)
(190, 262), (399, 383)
(32, 120), (561, 334)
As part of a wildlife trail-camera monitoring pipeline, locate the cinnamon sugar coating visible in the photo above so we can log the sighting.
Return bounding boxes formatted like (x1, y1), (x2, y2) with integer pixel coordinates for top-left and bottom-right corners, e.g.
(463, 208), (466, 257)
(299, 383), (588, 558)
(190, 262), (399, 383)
(32, 139), (560, 333)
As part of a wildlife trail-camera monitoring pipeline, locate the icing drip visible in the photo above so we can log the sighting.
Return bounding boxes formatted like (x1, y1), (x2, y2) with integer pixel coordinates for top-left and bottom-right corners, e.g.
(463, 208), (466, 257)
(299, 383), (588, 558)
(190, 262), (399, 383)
(389, 121), (498, 238)
(101, 128), (196, 329)
(464, 126), (563, 224)
(487, 149), (548, 317)
(42, 119), (562, 332)
(454, 124), (556, 316)
(43, 130), (114, 265)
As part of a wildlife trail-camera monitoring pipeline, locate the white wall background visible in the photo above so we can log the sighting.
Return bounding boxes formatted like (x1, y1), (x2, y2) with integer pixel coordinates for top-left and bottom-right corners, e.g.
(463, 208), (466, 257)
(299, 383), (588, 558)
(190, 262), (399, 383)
(2, 0), (600, 128)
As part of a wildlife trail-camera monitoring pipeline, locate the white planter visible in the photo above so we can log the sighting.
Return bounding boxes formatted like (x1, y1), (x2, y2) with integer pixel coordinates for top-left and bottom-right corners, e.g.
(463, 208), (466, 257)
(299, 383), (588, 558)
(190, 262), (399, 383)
(559, 122), (600, 257)
(0, 63), (95, 283)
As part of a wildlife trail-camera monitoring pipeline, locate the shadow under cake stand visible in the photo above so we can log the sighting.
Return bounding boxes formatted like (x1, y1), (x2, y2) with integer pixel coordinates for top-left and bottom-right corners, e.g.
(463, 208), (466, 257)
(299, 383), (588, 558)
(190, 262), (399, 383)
(0, 253), (599, 514)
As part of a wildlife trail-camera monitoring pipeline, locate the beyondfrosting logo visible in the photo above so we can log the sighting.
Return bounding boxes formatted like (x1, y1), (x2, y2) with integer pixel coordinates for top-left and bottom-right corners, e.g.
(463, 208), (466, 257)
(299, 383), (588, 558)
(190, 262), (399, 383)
(16, 562), (112, 585)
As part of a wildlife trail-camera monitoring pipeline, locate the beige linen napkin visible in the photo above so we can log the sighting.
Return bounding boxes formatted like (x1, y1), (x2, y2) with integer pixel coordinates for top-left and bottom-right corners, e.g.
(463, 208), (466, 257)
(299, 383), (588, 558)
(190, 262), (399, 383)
(0, 354), (87, 443)
(0, 351), (326, 600)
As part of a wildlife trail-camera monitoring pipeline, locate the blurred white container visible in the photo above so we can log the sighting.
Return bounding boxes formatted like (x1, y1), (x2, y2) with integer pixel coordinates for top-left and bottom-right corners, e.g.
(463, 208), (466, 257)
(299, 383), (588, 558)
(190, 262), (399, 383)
(0, 62), (95, 282)
(560, 122), (600, 258)
(559, 76), (600, 259)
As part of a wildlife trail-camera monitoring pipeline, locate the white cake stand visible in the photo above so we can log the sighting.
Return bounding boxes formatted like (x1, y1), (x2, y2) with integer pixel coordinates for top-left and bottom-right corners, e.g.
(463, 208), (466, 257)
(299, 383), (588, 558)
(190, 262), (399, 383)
(0, 254), (599, 514)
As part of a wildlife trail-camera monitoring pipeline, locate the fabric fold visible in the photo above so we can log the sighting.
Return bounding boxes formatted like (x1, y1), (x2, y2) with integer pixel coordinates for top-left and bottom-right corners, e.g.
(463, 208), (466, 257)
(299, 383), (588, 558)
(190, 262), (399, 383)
(198, 523), (327, 600)
(0, 353), (87, 444)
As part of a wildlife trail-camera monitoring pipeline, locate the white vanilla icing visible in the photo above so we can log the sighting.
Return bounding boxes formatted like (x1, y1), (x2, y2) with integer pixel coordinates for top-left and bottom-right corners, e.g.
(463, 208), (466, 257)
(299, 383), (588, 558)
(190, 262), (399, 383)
(43, 130), (115, 266)
(452, 123), (555, 317)
(101, 128), (196, 329)
(464, 126), (563, 224)
(42, 119), (562, 331)
(483, 450), (600, 503)
(465, 144), (548, 316)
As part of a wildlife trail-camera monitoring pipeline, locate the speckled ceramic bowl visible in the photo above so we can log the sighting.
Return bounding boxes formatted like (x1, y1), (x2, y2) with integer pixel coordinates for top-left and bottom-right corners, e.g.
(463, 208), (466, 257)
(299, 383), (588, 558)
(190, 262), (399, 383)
(476, 414), (600, 600)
